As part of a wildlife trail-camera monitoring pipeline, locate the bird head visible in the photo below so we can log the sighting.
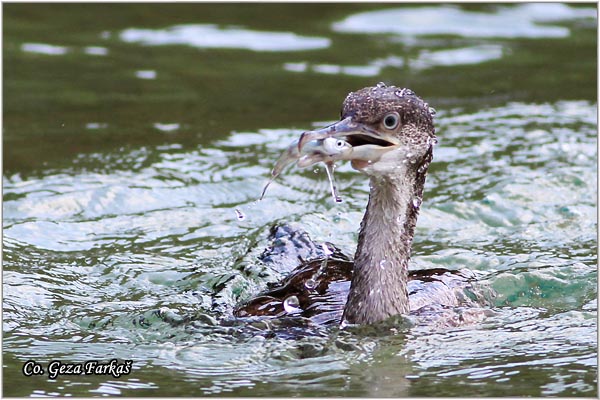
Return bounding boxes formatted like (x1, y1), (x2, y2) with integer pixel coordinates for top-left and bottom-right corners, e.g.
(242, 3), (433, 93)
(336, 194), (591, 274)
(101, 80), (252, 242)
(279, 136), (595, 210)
(298, 83), (436, 177)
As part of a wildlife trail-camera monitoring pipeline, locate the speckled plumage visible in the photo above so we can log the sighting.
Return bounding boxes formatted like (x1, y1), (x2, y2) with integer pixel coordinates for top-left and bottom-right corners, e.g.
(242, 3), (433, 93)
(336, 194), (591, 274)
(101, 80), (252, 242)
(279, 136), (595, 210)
(341, 84), (435, 136)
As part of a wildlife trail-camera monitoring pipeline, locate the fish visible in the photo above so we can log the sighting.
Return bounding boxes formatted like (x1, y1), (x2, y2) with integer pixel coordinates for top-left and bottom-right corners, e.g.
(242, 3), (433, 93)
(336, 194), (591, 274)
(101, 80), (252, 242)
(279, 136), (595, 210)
(260, 136), (352, 201)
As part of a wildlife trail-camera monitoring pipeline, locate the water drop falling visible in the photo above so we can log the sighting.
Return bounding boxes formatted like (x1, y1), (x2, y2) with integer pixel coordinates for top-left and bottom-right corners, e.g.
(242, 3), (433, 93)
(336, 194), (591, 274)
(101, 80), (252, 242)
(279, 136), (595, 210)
(235, 208), (246, 221)
(324, 162), (342, 203)
(259, 179), (273, 200)
(283, 296), (301, 313)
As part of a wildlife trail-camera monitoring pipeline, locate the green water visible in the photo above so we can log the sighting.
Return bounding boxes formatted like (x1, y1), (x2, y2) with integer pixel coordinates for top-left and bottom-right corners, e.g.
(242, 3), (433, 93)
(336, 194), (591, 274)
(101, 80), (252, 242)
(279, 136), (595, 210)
(3, 3), (597, 397)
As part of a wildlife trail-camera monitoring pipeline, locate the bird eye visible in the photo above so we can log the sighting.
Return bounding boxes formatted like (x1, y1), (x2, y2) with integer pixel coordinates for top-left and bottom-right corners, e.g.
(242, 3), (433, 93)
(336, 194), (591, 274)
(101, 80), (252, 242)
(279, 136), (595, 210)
(336, 140), (345, 148)
(383, 113), (399, 130)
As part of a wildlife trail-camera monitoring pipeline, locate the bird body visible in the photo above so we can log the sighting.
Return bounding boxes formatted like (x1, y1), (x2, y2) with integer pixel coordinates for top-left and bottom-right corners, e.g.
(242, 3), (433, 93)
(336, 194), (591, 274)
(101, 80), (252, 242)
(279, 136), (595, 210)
(235, 235), (482, 327)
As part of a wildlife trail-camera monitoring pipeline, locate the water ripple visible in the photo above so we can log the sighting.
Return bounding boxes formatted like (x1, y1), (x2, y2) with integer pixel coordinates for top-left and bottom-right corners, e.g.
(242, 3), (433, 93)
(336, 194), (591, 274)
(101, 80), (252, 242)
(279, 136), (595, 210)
(3, 100), (597, 396)
(121, 24), (330, 52)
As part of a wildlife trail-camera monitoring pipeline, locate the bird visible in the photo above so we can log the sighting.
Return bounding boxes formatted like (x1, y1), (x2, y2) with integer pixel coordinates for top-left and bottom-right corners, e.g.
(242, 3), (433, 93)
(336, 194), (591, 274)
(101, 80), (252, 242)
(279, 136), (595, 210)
(235, 83), (488, 327)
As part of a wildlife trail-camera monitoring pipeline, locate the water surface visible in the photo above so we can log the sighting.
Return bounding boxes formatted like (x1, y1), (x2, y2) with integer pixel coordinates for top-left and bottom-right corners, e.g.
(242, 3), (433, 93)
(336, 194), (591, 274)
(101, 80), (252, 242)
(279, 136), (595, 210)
(3, 3), (597, 397)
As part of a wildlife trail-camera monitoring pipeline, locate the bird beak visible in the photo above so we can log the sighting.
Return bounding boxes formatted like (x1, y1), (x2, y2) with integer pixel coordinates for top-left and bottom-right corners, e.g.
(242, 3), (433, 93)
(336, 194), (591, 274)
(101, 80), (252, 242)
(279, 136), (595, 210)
(298, 117), (400, 167)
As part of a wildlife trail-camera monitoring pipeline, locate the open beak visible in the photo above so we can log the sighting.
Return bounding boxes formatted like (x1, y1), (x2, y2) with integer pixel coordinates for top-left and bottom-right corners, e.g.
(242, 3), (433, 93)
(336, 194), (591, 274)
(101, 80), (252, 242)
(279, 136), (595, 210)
(298, 117), (400, 167)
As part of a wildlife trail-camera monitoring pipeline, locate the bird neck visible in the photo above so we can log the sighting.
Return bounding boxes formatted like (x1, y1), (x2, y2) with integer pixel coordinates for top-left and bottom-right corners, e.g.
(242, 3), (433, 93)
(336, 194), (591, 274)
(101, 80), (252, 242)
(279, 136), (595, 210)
(342, 164), (427, 325)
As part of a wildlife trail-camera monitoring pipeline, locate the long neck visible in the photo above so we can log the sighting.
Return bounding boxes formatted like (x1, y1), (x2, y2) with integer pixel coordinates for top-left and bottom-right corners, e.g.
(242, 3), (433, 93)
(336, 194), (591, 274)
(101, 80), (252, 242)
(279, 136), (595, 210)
(342, 164), (427, 325)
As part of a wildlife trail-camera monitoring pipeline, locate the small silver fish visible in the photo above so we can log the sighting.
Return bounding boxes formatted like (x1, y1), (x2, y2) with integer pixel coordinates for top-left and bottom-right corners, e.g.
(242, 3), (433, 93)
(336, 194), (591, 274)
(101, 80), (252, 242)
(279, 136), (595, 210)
(260, 136), (352, 200)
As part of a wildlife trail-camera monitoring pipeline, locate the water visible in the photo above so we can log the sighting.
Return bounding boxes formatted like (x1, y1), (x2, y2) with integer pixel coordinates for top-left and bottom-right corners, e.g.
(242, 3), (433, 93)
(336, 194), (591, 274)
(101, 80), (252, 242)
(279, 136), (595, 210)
(3, 3), (597, 397)
(324, 162), (343, 203)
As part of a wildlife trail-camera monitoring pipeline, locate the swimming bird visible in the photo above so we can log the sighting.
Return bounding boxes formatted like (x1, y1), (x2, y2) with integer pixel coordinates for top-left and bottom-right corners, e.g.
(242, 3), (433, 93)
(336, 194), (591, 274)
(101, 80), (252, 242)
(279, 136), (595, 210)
(235, 83), (487, 326)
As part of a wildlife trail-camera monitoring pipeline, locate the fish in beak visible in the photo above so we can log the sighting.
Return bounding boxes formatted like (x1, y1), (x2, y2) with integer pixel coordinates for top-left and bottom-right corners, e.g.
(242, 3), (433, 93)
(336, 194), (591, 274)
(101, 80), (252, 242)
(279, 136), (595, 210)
(259, 135), (353, 200)
(297, 117), (401, 170)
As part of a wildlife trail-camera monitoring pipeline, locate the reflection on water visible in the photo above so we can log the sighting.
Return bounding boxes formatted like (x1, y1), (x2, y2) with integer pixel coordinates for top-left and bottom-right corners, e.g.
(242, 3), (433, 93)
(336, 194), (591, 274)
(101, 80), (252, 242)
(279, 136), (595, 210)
(284, 44), (505, 77)
(120, 24), (331, 52)
(21, 42), (69, 55)
(411, 44), (504, 70)
(3, 2), (597, 398)
(333, 3), (596, 38)
(135, 69), (157, 80)
(83, 46), (109, 56)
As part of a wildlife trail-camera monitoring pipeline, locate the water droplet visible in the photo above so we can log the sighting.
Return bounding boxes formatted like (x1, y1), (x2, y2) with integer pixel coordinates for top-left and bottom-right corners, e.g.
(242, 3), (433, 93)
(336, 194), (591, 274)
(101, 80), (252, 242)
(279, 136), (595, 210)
(376, 81), (387, 88)
(428, 106), (437, 116)
(322, 242), (335, 256)
(235, 208), (245, 221)
(412, 197), (422, 209)
(313, 167), (320, 174)
(379, 260), (387, 269)
(259, 177), (275, 200)
(324, 162), (342, 203)
(396, 88), (414, 97)
(283, 296), (301, 313)
(332, 212), (341, 223)
(340, 319), (349, 329)
(305, 278), (318, 291)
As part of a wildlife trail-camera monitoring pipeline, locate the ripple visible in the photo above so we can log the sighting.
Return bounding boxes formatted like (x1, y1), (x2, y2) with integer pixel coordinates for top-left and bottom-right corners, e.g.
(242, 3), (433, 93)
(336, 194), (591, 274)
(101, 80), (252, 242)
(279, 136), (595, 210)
(21, 42), (69, 55)
(120, 24), (330, 52)
(411, 45), (503, 69)
(136, 70), (157, 80)
(333, 4), (595, 39)
(283, 45), (504, 77)
(3, 98), (597, 397)
(83, 46), (108, 56)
